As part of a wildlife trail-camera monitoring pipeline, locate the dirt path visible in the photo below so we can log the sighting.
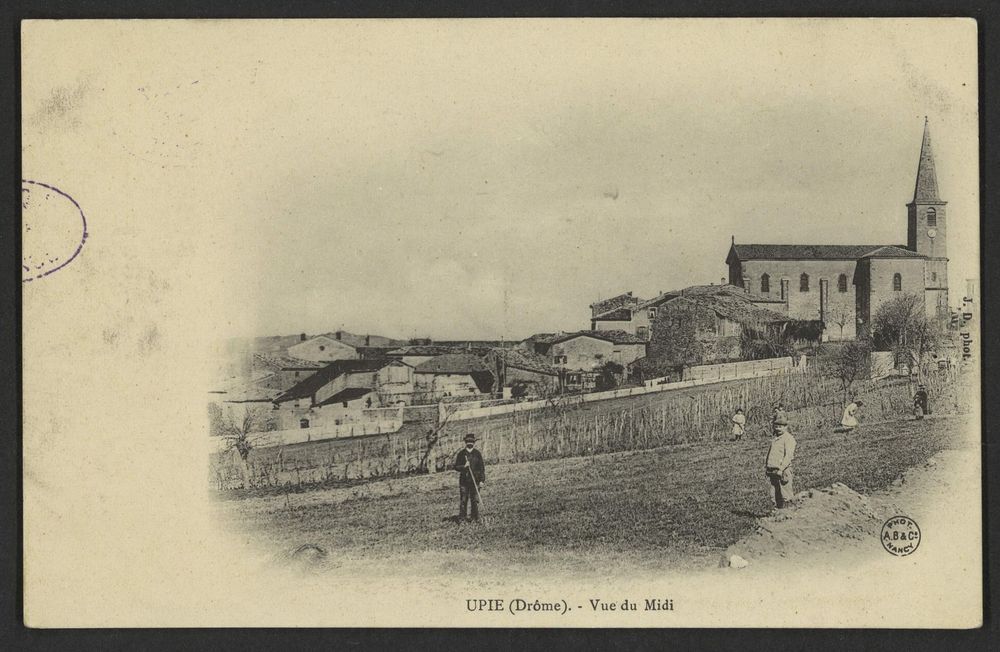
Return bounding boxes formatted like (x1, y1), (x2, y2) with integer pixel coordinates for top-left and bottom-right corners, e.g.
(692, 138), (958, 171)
(722, 414), (979, 572)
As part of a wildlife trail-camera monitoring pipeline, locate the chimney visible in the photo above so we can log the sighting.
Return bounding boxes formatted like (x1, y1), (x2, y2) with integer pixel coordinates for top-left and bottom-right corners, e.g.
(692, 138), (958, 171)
(365, 334), (370, 346)
(335, 331), (342, 341)
(300, 333), (306, 342)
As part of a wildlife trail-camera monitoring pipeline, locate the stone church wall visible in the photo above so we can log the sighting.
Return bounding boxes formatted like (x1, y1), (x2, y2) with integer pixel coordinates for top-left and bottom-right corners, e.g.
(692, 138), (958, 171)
(736, 259), (858, 340)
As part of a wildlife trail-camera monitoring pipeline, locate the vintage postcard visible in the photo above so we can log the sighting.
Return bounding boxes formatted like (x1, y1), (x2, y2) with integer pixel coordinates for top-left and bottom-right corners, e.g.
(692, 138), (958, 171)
(22, 18), (981, 627)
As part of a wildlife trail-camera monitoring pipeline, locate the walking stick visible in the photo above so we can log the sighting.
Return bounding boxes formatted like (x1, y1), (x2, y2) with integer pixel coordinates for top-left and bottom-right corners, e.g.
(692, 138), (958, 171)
(465, 461), (486, 510)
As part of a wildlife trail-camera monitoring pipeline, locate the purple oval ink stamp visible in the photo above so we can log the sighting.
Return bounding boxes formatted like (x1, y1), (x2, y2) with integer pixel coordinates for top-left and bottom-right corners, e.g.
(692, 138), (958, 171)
(22, 179), (88, 282)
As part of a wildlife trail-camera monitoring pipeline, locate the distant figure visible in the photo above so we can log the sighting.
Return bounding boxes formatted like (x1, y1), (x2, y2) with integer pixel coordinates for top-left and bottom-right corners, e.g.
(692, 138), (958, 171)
(913, 385), (930, 419)
(841, 399), (863, 431)
(453, 433), (486, 522)
(731, 408), (746, 440)
(764, 415), (797, 509)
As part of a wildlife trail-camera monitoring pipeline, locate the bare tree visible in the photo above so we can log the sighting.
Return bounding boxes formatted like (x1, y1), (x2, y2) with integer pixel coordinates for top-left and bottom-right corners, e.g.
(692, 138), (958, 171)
(827, 304), (853, 341)
(831, 340), (872, 401)
(210, 403), (277, 464)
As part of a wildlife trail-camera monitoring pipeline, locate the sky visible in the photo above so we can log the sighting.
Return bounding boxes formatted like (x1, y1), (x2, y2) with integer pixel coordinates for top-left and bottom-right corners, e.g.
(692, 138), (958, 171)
(22, 19), (979, 342)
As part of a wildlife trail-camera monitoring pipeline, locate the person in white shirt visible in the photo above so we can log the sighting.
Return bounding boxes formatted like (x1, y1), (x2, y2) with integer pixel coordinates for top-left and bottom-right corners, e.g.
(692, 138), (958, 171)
(764, 416), (797, 509)
(841, 399), (863, 431)
(731, 408), (747, 440)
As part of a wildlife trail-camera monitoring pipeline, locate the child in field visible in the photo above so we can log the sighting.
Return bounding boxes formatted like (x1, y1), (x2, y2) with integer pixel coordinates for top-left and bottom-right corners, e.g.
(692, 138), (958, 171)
(840, 399), (863, 431)
(731, 408), (746, 440)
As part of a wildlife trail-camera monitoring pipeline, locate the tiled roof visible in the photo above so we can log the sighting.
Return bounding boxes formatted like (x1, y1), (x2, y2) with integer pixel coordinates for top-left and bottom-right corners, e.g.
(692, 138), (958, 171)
(522, 333), (562, 345)
(317, 331), (409, 348)
(253, 353), (327, 370)
(388, 345), (492, 357)
(414, 353), (492, 374)
(728, 244), (903, 261)
(554, 330), (647, 345)
(592, 307), (633, 321)
(670, 294), (788, 325)
(637, 292), (681, 309)
(860, 245), (926, 259)
(210, 376), (285, 402)
(275, 359), (394, 402)
(589, 292), (638, 315)
(487, 348), (559, 376)
(433, 340), (515, 349)
(316, 387), (374, 406)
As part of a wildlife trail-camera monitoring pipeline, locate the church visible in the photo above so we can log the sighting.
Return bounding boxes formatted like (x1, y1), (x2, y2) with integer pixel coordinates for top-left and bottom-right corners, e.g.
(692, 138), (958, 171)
(725, 119), (949, 341)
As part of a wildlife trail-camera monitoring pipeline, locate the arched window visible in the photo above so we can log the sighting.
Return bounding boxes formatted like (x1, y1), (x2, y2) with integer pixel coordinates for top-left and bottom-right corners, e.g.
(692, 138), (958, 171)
(800, 273), (810, 292)
(927, 208), (937, 227)
(838, 274), (848, 293)
(893, 273), (902, 291)
(760, 273), (770, 293)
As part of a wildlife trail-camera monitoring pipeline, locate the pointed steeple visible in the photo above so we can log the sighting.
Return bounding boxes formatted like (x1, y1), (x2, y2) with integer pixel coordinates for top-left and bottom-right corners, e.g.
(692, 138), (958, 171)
(913, 117), (940, 202)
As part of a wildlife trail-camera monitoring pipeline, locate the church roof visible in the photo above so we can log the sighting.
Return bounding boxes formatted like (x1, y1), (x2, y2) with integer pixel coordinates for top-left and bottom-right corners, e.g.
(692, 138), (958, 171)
(859, 245), (926, 259)
(728, 243), (904, 261)
(913, 118), (943, 203)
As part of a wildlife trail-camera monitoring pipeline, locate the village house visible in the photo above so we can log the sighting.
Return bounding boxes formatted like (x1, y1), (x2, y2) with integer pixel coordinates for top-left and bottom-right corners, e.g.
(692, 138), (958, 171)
(591, 285), (785, 341)
(249, 354), (327, 392)
(271, 358), (415, 429)
(646, 289), (791, 369)
(521, 330), (647, 391)
(385, 345), (476, 368)
(287, 333), (361, 363)
(484, 348), (561, 397)
(413, 353), (496, 401)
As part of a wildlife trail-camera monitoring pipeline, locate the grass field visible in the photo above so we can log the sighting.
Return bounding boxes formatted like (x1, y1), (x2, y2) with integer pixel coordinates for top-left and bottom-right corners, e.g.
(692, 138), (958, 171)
(218, 410), (971, 575)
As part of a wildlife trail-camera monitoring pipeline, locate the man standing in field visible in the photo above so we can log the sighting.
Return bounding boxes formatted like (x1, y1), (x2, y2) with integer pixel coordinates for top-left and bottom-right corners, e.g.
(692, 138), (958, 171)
(764, 415), (796, 510)
(454, 433), (486, 522)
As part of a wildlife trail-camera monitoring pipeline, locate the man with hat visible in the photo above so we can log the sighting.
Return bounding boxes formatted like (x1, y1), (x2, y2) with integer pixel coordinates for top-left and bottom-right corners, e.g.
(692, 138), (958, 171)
(764, 413), (797, 510)
(453, 433), (486, 522)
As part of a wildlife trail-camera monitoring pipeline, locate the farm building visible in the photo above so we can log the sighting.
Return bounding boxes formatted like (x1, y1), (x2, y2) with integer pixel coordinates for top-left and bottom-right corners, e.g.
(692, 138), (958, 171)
(271, 358), (415, 428)
(590, 284), (785, 341)
(647, 290), (791, 368)
(413, 353), (495, 400)
(484, 348), (561, 397)
(521, 330), (647, 391)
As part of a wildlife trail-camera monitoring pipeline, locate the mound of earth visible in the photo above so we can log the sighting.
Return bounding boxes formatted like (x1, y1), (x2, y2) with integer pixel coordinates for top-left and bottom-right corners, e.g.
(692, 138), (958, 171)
(724, 482), (900, 566)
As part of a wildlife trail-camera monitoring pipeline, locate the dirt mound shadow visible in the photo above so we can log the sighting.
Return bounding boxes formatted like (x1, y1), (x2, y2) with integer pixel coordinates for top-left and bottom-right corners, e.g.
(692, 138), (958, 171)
(725, 482), (898, 565)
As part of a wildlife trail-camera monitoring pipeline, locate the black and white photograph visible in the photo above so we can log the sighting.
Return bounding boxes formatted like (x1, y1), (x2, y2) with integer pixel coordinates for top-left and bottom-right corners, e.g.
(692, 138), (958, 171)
(21, 18), (981, 628)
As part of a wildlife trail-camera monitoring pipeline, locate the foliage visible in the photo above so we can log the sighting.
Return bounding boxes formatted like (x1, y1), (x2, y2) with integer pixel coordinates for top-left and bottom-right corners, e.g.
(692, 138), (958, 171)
(783, 319), (825, 342)
(739, 323), (796, 360)
(594, 361), (625, 392)
(510, 382), (530, 399)
(628, 356), (683, 383)
(831, 340), (873, 400)
(871, 293), (941, 379)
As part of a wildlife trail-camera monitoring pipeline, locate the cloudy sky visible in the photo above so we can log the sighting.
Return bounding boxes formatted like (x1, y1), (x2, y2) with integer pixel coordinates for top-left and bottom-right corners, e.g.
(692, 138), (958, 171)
(23, 19), (979, 341)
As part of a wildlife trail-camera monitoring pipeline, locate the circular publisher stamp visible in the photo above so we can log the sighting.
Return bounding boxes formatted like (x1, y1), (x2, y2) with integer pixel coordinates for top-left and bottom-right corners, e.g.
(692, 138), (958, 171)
(22, 179), (88, 282)
(881, 515), (921, 556)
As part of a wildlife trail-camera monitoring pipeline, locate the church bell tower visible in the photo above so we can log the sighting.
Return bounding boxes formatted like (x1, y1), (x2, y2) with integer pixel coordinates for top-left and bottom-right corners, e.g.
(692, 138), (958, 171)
(907, 117), (949, 319)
